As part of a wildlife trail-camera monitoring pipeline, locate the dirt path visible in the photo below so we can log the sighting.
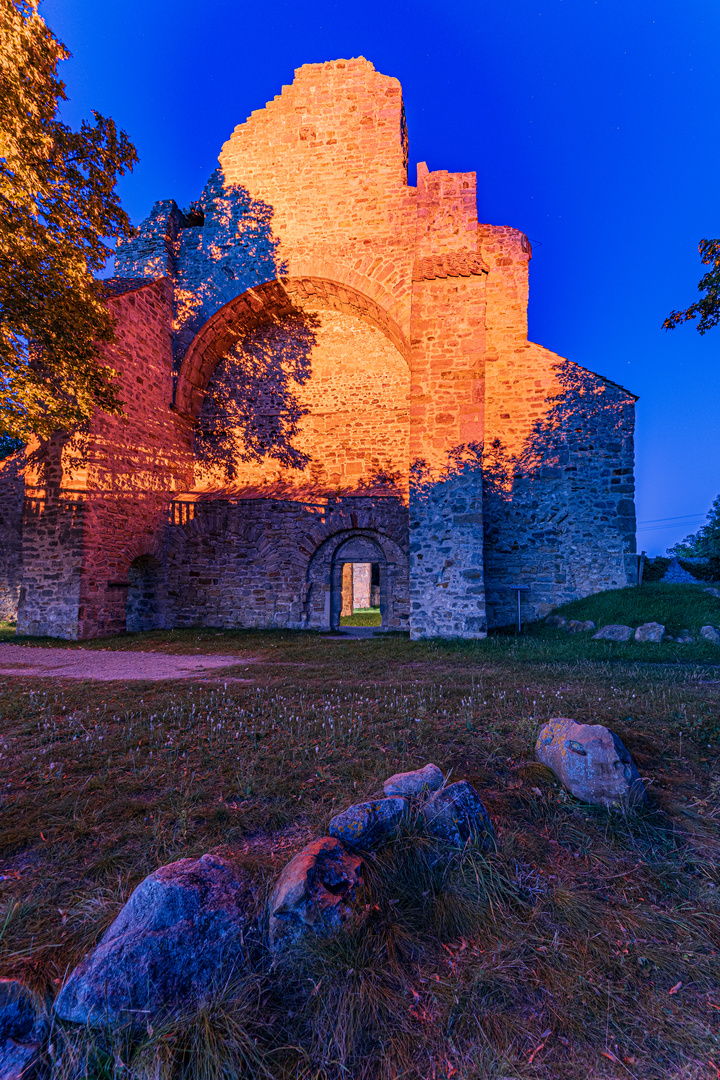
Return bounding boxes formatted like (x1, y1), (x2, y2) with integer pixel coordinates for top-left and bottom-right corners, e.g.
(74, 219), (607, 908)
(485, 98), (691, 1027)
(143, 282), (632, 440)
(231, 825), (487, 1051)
(0, 644), (256, 682)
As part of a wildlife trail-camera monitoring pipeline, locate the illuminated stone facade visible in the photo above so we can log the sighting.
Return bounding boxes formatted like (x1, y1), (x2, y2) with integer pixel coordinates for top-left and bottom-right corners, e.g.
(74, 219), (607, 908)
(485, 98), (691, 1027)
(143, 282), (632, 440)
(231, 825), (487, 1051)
(0, 58), (637, 639)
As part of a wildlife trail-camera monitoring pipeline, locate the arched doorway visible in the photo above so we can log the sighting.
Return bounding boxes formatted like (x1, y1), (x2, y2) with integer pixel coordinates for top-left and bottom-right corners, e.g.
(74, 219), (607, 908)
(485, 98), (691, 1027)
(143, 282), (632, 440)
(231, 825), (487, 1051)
(126, 555), (164, 632)
(331, 535), (387, 630)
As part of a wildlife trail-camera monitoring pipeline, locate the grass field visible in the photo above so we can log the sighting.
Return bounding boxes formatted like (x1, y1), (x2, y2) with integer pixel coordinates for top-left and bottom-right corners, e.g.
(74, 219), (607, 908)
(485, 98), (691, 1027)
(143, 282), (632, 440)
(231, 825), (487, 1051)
(0, 586), (719, 1077)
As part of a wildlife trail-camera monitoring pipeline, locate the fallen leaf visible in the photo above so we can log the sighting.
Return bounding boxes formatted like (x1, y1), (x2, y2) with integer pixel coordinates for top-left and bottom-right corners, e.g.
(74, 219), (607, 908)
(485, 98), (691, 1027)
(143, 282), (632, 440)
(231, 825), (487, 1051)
(601, 1050), (620, 1063)
(527, 1041), (546, 1064)
(669, 981), (682, 994)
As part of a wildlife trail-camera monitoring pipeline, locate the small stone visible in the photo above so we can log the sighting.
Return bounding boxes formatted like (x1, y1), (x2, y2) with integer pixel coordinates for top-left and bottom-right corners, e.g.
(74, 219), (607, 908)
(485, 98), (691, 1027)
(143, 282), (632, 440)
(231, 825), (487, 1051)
(54, 853), (259, 1028)
(328, 797), (408, 849)
(535, 718), (646, 809)
(700, 625), (720, 644)
(383, 763), (444, 798)
(0, 980), (47, 1080)
(421, 781), (495, 848)
(704, 587), (720, 598)
(268, 836), (363, 950)
(634, 622), (666, 643)
(545, 615), (567, 629)
(592, 624), (634, 642)
(676, 629), (694, 643)
(568, 619), (596, 634)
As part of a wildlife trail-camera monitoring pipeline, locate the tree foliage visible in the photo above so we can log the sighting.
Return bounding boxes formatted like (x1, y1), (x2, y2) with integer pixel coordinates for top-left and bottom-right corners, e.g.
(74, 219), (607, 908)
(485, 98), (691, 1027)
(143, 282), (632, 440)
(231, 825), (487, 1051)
(668, 494), (720, 562)
(663, 238), (720, 336)
(0, 0), (137, 440)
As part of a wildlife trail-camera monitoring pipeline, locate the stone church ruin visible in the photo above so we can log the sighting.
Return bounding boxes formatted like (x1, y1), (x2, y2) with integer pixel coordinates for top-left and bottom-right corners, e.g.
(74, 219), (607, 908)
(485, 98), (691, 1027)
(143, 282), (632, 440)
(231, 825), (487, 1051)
(0, 58), (637, 640)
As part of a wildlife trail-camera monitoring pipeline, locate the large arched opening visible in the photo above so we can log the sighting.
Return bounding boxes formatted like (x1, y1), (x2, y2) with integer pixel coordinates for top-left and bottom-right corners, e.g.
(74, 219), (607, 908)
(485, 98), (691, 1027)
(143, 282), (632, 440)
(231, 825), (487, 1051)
(175, 277), (412, 500)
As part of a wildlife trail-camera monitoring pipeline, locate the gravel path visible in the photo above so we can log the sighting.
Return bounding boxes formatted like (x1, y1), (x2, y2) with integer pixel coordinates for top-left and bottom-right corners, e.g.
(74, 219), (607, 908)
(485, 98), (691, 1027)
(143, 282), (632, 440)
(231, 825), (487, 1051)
(0, 645), (256, 682)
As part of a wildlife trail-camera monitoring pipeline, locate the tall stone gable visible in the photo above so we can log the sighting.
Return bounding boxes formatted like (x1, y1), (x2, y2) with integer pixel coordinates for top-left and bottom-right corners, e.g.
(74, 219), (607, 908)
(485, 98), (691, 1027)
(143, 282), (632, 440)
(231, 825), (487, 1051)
(1, 58), (637, 639)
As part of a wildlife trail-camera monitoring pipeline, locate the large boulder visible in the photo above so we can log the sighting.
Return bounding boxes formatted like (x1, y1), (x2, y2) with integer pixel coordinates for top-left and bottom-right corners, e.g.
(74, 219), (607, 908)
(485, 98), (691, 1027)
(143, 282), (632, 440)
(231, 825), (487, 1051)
(634, 622), (665, 643)
(328, 797), (408, 850)
(592, 624), (634, 642)
(700, 625), (720, 644)
(0, 980), (47, 1080)
(54, 853), (259, 1028)
(421, 781), (495, 848)
(383, 763), (444, 798)
(535, 718), (646, 809)
(268, 836), (363, 950)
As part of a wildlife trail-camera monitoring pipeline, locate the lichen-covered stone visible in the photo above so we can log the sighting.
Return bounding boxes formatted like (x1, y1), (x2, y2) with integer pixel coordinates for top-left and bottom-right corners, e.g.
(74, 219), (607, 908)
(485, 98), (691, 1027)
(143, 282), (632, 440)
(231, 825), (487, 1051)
(421, 781), (495, 848)
(54, 853), (259, 1028)
(592, 624), (634, 642)
(634, 622), (665, 642)
(268, 837), (363, 950)
(535, 718), (646, 808)
(383, 763), (444, 798)
(328, 798), (408, 849)
(568, 619), (595, 633)
(700, 625), (720, 644)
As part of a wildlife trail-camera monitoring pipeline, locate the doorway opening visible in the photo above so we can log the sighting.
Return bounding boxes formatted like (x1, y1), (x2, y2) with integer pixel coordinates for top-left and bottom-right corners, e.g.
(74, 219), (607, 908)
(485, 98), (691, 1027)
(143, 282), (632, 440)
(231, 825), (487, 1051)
(340, 562), (381, 627)
(126, 555), (164, 632)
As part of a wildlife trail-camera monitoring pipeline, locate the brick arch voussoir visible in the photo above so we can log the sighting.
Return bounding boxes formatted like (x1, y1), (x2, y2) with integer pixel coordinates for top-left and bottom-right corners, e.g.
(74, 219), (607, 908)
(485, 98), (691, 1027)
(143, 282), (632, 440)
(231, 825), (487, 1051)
(121, 535), (165, 572)
(174, 272), (410, 421)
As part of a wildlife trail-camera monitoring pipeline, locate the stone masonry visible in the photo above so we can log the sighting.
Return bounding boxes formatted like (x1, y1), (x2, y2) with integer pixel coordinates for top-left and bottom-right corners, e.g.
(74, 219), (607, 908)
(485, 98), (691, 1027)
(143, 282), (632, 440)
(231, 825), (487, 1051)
(0, 58), (637, 639)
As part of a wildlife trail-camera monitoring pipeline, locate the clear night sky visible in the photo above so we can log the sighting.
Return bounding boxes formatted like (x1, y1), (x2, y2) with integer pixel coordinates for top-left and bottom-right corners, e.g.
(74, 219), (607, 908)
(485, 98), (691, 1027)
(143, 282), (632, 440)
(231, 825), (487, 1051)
(40, 0), (720, 555)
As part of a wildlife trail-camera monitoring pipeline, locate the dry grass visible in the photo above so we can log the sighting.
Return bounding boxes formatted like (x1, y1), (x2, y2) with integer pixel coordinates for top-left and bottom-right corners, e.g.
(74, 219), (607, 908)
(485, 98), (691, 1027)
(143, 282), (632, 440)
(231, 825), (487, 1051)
(1, 629), (719, 1078)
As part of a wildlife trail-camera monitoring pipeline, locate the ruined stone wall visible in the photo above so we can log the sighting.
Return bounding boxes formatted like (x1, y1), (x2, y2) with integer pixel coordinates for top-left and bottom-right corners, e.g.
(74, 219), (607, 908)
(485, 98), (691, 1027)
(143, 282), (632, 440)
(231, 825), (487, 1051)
(165, 496), (409, 630)
(219, 59), (417, 334)
(0, 453), (26, 622)
(196, 306), (410, 496)
(483, 360), (637, 628)
(17, 279), (193, 639)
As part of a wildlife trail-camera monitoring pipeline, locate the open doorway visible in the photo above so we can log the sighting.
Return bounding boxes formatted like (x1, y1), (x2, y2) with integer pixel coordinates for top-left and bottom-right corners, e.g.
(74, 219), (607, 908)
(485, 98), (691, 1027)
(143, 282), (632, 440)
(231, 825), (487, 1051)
(330, 536), (386, 630)
(126, 555), (164, 632)
(340, 562), (381, 627)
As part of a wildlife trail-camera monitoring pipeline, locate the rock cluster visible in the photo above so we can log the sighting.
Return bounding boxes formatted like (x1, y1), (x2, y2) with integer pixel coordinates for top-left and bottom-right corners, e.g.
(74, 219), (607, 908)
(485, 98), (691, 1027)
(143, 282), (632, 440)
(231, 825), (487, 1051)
(546, 610), (720, 645)
(0, 736), (651, 1061)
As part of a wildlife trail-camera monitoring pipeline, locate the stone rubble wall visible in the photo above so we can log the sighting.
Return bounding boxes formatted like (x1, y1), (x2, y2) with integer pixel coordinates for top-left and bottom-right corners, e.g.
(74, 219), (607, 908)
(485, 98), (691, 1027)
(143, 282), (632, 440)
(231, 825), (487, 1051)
(165, 495), (409, 631)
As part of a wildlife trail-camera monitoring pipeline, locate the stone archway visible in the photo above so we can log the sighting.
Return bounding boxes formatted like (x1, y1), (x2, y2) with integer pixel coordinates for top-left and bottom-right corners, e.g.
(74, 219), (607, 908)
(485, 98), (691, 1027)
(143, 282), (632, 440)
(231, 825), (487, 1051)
(330, 534), (386, 629)
(305, 526), (409, 632)
(173, 276), (410, 422)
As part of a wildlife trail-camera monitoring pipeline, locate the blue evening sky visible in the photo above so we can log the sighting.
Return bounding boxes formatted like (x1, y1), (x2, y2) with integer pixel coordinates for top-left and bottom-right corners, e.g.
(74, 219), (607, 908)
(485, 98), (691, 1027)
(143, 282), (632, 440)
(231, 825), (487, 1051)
(41, 0), (720, 554)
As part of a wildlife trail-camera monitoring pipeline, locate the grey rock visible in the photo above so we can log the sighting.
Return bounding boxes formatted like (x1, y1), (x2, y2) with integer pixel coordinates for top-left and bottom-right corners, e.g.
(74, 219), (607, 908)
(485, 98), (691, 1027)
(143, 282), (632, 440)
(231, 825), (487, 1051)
(0, 980), (47, 1080)
(634, 622), (666, 643)
(700, 625), (720, 644)
(421, 781), (495, 848)
(54, 853), (259, 1028)
(268, 836), (363, 950)
(383, 763), (444, 798)
(592, 624), (634, 642)
(535, 718), (646, 809)
(545, 615), (568, 629)
(704, 587), (720, 598)
(568, 619), (596, 634)
(329, 797), (408, 849)
(676, 629), (694, 643)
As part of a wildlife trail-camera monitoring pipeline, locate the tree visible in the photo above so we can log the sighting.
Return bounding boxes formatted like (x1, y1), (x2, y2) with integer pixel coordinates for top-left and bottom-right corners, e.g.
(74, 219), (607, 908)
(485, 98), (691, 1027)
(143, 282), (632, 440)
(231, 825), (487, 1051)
(663, 239), (720, 336)
(667, 495), (720, 577)
(0, 0), (137, 442)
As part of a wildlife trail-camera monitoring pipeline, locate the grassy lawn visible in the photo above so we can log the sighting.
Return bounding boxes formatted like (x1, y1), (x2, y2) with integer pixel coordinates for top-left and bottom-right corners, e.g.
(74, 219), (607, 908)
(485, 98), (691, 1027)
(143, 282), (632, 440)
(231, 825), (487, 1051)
(0, 586), (719, 1077)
